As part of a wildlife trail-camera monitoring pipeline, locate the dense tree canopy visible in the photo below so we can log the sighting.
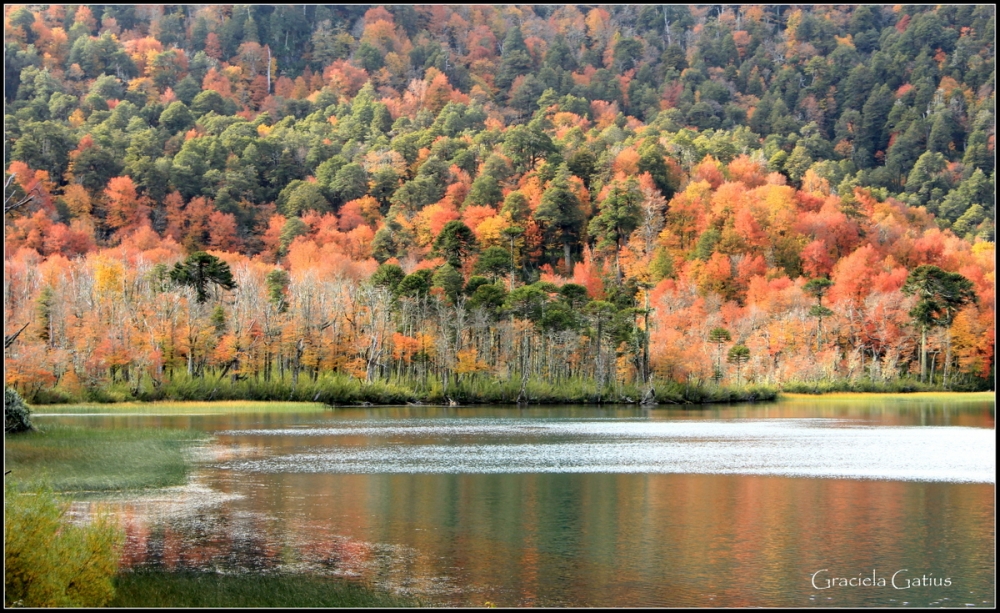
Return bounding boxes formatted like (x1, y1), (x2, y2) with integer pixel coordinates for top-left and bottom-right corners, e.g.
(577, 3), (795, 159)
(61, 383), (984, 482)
(3, 5), (995, 400)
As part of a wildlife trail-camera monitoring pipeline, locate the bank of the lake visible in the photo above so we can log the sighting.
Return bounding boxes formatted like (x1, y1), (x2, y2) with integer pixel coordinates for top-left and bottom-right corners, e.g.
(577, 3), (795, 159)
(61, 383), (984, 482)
(23, 365), (994, 408)
(24, 372), (781, 406)
(781, 391), (996, 402)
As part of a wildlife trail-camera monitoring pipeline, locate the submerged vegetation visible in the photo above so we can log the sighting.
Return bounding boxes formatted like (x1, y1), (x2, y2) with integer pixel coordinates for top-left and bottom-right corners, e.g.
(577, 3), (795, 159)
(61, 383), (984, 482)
(109, 572), (422, 608)
(4, 424), (209, 491)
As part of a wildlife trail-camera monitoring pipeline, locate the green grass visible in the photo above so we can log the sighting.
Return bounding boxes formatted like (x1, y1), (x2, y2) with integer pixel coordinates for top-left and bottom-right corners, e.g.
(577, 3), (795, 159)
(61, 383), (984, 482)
(4, 425), (210, 492)
(32, 400), (328, 415)
(108, 571), (421, 608)
(780, 391), (996, 403)
(779, 377), (992, 395)
(28, 370), (780, 407)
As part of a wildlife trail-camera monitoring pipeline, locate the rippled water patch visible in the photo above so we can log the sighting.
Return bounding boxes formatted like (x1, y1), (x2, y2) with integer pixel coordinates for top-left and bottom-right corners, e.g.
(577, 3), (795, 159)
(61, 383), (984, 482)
(215, 419), (994, 483)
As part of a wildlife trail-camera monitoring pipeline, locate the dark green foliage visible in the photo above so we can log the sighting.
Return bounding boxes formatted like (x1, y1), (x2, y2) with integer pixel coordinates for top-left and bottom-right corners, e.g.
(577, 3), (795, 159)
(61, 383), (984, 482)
(465, 174), (503, 207)
(396, 269), (434, 299)
(650, 247), (675, 282)
(355, 42), (384, 72)
(468, 283), (508, 318)
(501, 191), (530, 222)
(35, 285), (54, 344)
(902, 266), (977, 330)
(370, 263), (405, 293)
(169, 252), (237, 303)
(190, 90), (228, 117)
(69, 141), (123, 194)
(464, 275), (491, 296)
(708, 327), (732, 384)
(496, 25), (532, 93)
(589, 178), (642, 278)
(565, 148), (597, 187)
(369, 167), (401, 206)
(159, 101), (195, 134)
(902, 265), (977, 382)
(541, 300), (578, 332)
(5, 387), (33, 434)
(266, 269), (290, 312)
(11, 121), (73, 181)
(279, 217), (308, 253)
(505, 283), (550, 323)
(535, 164), (584, 270)
(727, 344), (751, 385)
(695, 227), (721, 261)
(211, 305), (227, 334)
(559, 283), (590, 309)
(613, 38), (644, 72)
(329, 163), (368, 204)
(434, 220), (478, 268)
(938, 169), (992, 225)
(431, 263), (464, 303)
(804, 277), (834, 302)
(474, 246), (513, 280)
(280, 181), (331, 216)
(502, 122), (558, 173)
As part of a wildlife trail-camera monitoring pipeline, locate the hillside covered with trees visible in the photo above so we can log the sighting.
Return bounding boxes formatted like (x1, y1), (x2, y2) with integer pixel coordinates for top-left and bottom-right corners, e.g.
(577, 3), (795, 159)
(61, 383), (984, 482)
(4, 5), (995, 402)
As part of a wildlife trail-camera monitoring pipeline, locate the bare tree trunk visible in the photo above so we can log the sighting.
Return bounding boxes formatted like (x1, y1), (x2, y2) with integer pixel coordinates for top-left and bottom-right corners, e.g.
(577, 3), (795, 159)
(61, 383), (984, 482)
(920, 327), (927, 383)
(943, 333), (952, 388)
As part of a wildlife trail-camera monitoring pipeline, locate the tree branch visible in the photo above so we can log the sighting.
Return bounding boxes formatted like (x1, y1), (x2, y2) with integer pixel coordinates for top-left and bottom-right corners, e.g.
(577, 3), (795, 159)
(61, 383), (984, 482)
(5, 322), (30, 349)
(4, 173), (37, 214)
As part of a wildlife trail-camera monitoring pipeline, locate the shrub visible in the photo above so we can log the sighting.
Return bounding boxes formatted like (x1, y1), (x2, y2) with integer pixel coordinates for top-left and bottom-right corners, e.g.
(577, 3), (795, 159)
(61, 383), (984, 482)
(4, 484), (124, 607)
(5, 387), (33, 434)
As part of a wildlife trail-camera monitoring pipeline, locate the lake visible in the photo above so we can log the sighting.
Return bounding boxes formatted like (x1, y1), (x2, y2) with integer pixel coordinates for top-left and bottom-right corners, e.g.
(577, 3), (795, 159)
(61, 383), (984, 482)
(42, 397), (995, 607)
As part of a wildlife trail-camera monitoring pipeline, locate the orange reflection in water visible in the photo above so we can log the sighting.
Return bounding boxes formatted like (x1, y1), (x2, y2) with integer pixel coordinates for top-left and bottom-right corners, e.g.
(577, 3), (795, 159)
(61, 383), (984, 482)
(59, 403), (994, 607)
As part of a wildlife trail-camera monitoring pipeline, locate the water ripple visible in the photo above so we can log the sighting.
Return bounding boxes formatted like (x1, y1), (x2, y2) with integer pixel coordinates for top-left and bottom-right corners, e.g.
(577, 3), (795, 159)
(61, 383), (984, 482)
(214, 420), (994, 483)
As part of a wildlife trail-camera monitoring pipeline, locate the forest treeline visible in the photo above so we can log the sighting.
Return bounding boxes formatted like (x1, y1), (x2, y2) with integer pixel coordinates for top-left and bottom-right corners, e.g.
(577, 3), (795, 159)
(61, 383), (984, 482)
(3, 5), (996, 402)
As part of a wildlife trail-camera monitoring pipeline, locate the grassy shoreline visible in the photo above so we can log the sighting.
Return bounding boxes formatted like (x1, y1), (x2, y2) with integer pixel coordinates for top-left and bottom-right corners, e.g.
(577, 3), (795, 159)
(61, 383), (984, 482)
(19, 368), (994, 408)
(780, 391), (995, 402)
(23, 372), (785, 406)
(4, 424), (211, 492)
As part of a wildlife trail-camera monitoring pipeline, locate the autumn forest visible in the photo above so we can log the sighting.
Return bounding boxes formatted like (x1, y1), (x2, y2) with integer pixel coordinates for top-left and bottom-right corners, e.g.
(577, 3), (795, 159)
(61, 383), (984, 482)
(3, 4), (996, 404)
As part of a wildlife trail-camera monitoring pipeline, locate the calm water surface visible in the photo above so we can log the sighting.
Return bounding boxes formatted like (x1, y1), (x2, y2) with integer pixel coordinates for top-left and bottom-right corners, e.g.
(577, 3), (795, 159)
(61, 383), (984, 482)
(46, 398), (995, 607)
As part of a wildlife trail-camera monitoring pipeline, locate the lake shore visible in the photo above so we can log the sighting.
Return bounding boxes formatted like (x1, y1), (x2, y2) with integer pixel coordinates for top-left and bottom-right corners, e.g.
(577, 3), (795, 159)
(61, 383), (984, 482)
(780, 391), (996, 402)
(24, 388), (994, 414)
(19, 367), (995, 408)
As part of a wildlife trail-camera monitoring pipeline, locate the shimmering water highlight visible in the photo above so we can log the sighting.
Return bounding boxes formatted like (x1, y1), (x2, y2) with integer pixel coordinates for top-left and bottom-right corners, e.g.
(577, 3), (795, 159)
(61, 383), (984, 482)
(216, 418), (994, 483)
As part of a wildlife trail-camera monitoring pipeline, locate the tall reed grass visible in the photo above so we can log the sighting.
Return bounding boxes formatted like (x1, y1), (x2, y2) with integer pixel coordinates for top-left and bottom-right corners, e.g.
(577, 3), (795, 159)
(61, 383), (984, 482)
(30, 371), (778, 407)
(5, 484), (124, 607)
